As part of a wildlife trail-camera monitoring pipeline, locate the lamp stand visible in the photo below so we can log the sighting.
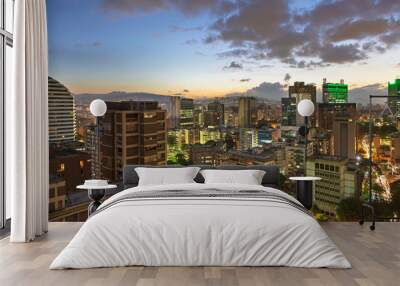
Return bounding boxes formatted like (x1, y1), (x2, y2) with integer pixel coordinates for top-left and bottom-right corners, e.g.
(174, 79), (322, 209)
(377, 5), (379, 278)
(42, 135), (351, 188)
(304, 116), (308, 176)
(96, 116), (101, 179)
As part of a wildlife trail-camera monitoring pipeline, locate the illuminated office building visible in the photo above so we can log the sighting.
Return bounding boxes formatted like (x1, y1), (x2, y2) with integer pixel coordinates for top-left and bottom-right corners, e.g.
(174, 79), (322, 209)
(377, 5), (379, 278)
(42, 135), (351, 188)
(281, 97), (296, 127)
(206, 101), (224, 128)
(239, 97), (257, 128)
(170, 96), (194, 129)
(239, 128), (258, 151)
(180, 98), (194, 128)
(322, 78), (348, 104)
(199, 128), (221, 144)
(388, 78), (400, 119)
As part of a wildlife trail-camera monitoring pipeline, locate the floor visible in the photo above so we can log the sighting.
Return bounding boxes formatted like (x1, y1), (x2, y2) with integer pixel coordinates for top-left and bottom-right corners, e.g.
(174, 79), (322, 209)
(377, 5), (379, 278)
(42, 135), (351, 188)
(0, 222), (399, 286)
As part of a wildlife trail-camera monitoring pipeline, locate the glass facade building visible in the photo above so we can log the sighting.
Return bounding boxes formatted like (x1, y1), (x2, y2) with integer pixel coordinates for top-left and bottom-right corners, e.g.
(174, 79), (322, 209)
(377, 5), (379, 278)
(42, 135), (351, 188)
(388, 79), (400, 118)
(323, 82), (348, 104)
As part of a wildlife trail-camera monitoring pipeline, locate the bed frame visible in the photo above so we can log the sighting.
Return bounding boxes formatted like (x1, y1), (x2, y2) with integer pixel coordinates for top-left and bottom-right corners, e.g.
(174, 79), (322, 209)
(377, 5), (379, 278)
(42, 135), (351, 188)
(123, 165), (280, 189)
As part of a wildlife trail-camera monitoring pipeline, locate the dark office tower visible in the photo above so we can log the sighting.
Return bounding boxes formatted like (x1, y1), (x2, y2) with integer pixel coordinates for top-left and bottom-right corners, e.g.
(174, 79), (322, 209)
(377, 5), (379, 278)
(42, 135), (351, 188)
(100, 101), (166, 181)
(388, 78), (400, 119)
(322, 78), (348, 104)
(180, 98), (194, 129)
(207, 101), (225, 128)
(289, 81), (317, 104)
(316, 103), (357, 131)
(170, 96), (181, 129)
(288, 81), (317, 126)
(48, 76), (76, 143)
(316, 103), (357, 159)
(281, 97), (296, 126)
(333, 116), (356, 159)
(239, 96), (257, 128)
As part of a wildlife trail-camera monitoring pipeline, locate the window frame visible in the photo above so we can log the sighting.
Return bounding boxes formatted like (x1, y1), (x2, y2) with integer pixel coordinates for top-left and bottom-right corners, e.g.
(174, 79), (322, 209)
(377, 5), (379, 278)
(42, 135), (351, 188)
(0, 0), (13, 229)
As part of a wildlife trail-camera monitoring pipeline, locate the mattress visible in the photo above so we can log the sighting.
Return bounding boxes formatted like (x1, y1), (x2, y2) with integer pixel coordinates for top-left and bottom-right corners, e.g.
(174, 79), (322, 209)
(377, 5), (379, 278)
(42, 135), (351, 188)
(50, 183), (351, 269)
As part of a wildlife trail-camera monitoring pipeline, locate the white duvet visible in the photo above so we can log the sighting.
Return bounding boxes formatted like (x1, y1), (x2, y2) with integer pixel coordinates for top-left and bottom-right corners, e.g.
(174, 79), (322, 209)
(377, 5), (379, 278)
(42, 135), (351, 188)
(50, 183), (351, 269)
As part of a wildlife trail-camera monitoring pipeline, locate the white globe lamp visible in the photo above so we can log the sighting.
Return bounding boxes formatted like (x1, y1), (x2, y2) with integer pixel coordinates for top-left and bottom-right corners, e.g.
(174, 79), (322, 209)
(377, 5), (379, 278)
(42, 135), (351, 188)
(90, 99), (107, 117)
(297, 99), (315, 177)
(297, 99), (315, 117)
(90, 99), (107, 179)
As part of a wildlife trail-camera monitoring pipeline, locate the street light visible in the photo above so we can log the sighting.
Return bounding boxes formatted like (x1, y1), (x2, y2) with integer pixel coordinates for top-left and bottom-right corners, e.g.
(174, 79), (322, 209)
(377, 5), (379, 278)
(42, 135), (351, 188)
(90, 99), (107, 178)
(297, 99), (315, 175)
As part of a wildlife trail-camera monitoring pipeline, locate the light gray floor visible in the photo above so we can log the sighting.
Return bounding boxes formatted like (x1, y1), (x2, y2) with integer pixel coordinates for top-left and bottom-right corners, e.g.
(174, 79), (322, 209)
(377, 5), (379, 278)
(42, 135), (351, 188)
(0, 222), (398, 286)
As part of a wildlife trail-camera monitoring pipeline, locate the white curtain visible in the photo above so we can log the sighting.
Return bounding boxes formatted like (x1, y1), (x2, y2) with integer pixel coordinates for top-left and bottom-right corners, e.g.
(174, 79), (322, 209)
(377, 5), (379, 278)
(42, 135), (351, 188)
(7, 0), (49, 242)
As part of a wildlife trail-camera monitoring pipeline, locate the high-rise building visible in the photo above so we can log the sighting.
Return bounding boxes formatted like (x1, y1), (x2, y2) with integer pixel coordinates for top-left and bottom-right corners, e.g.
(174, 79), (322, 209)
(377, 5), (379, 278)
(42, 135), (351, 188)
(199, 128), (221, 144)
(239, 128), (258, 151)
(257, 125), (272, 145)
(316, 103), (357, 131)
(316, 103), (357, 158)
(285, 145), (305, 176)
(85, 125), (98, 177)
(180, 98), (194, 128)
(100, 101), (166, 181)
(169, 96), (194, 129)
(224, 106), (239, 128)
(207, 101), (225, 128)
(281, 97), (296, 126)
(193, 105), (205, 128)
(48, 76), (76, 143)
(332, 117), (356, 159)
(170, 96), (181, 129)
(204, 111), (219, 128)
(289, 82), (317, 126)
(322, 78), (348, 104)
(388, 78), (400, 118)
(289, 81), (317, 103)
(239, 97), (257, 128)
(306, 156), (361, 216)
(49, 148), (91, 193)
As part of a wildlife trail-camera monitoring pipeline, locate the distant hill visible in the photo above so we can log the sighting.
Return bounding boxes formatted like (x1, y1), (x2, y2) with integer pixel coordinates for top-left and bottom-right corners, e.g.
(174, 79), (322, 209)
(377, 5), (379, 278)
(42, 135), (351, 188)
(74, 91), (172, 105)
(74, 91), (281, 110)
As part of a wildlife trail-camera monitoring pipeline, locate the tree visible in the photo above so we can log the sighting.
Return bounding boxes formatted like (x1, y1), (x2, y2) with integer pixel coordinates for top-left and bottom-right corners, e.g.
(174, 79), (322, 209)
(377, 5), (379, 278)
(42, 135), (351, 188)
(176, 153), (189, 166)
(336, 197), (361, 221)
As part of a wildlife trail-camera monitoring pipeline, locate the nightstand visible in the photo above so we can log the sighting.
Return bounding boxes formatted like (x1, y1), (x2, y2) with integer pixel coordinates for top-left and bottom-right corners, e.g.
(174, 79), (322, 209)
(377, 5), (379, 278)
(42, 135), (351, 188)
(77, 184), (117, 216)
(289, 177), (321, 210)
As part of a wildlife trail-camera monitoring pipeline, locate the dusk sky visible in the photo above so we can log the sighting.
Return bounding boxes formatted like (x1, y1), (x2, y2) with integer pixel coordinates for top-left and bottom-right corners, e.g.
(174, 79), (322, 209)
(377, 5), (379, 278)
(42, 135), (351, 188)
(47, 0), (400, 101)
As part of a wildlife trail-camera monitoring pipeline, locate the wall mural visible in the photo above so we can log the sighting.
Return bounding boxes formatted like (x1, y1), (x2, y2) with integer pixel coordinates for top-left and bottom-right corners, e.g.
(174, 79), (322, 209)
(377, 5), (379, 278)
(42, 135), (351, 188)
(47, 0), (400, 222)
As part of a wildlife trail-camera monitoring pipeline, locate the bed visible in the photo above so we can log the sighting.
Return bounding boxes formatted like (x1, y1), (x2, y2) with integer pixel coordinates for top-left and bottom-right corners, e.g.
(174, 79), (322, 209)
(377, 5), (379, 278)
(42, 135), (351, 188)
(50, 165), (351, 269)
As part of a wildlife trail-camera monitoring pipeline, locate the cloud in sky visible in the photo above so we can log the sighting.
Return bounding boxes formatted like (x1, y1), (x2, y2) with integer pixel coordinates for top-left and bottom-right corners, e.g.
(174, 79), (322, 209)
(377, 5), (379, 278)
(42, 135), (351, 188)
(223, 61), (243, 70)
(170, 25), (203, 32)
(240, 78), (251, 82)
(47, 0), (400, 96)
(227, 81), (286, 101)
(205, 0), (400, 68)
(100, 0), (237, 16)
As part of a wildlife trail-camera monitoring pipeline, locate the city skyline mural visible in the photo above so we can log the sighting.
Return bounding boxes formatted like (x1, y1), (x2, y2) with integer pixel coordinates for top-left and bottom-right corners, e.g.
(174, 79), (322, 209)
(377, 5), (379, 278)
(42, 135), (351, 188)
(47, 0), (400, 223)
(48, 0), (400, 101)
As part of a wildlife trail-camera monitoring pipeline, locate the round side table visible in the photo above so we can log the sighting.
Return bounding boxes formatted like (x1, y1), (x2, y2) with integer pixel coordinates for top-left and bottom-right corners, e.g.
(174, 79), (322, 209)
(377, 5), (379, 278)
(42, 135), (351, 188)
(289, 177), (321, 210)
(77, 184), (117, 216)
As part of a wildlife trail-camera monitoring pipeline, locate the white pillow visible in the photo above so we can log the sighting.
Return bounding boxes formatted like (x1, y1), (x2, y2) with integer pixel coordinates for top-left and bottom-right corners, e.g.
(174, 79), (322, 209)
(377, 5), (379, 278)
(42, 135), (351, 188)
(200, 169), (266, 185)
(135, 167), (201, 186)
